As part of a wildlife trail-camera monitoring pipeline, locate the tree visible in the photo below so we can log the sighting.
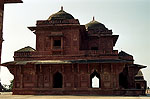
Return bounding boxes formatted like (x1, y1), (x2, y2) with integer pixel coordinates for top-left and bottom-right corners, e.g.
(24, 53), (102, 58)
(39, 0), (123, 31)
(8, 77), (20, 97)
(2, 79), (13, 92)
(8, 80), (13, 91)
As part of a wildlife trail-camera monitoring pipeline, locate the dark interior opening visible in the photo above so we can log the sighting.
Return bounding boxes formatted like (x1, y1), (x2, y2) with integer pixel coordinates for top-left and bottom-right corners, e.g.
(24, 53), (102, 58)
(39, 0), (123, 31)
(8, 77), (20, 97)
(91, 47), (98, 50)
(136, 83), (141, 89)
(53, 72), (63, 88)
(90, 70), (101, 88)
(53, 40), (61, 46)
(119, 72), (128, 89)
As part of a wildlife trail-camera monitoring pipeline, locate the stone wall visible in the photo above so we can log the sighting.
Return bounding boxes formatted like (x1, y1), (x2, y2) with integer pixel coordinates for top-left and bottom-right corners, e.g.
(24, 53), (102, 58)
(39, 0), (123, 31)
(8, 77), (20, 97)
(8, 63), (130, 95)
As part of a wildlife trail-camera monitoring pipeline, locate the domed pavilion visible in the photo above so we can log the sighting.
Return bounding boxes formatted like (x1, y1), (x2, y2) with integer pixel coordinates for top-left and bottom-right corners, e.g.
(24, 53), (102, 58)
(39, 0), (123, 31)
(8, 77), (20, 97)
(3, 7), (147, 95)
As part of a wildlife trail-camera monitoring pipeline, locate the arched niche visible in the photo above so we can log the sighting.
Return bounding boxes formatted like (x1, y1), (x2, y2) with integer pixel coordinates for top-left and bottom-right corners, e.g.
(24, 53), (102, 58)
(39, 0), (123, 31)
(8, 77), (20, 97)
(53, 72), (63, 88)
(90, 70), (101, 88)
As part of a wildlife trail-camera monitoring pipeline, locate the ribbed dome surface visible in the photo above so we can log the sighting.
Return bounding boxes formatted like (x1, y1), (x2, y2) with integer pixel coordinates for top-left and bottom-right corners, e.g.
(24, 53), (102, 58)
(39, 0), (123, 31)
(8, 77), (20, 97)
(48, 7), (74, 20)
(16, 46), (35, 52)
(85, 17), (107, 31)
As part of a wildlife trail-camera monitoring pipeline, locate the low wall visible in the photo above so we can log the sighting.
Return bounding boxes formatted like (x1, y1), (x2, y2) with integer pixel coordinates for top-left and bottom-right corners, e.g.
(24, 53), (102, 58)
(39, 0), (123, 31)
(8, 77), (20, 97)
(12, 88), (146, 96)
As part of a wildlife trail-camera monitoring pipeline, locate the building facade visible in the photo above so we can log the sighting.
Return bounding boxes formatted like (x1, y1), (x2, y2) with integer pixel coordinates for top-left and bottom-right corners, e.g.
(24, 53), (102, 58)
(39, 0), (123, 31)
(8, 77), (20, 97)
(3, 7), (146, 95)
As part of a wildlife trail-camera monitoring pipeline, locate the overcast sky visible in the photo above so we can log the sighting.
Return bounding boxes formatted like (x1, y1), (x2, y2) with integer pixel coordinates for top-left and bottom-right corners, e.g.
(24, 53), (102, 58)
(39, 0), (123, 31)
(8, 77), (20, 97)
(0, 0), (150, 87)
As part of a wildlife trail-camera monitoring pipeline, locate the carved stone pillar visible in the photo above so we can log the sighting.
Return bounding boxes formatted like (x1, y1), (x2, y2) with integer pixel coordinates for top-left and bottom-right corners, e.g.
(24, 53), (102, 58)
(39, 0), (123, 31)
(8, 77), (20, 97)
(0, 1), (4, 63)
(20, 74), (23, 88)
(19, 66), (23, 88)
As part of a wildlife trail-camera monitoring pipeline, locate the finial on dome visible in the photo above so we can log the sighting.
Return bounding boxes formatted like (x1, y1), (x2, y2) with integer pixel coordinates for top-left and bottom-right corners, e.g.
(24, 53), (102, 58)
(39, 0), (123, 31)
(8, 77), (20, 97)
(93, 16), (95, 21)
(61, 6), (63, 11)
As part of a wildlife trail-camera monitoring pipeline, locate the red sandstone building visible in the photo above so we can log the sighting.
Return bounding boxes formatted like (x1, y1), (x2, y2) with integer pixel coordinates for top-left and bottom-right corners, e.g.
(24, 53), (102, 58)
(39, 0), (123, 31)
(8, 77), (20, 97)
(3, 7), (147, 95)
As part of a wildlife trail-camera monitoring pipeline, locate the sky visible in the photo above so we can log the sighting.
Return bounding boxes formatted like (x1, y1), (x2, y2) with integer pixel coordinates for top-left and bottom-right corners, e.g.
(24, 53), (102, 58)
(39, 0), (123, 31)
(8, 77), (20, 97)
(0, 0), (150, 87)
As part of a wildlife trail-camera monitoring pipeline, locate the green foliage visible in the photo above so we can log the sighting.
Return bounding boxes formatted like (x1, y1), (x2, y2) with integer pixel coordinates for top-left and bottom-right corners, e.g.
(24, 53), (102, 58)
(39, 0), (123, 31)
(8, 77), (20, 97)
(2, 79), (13, 92)
(9, 80), (13, 91)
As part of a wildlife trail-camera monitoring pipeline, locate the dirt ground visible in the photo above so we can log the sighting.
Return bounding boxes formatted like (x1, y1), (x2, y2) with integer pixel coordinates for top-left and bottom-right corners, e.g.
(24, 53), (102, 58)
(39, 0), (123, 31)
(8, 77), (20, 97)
(0, 92), (150, 99)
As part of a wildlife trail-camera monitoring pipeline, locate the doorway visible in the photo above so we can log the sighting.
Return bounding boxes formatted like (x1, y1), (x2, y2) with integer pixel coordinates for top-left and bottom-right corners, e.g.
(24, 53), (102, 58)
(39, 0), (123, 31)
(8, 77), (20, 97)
(53, 72), (63, 88)
(90, 70), (101, 88)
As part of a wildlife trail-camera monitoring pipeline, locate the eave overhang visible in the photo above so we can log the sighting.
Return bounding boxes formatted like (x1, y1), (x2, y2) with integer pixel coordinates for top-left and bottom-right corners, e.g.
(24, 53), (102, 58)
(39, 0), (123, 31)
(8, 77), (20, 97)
(2, 59), (129, 66)
(28, 27), (36, 31)
(28, 25), (80, 34)
(113, 35), (119, 46)
(128, 64), (147, 69)
(4, 0), (23, 3)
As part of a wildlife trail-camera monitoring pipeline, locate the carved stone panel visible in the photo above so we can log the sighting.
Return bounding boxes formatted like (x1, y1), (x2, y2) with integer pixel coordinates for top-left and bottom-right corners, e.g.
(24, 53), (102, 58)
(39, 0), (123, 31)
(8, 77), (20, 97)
(81, 74), (88, 81)
(81, 82), (87, 87)
(80, 74), (88, 88)
(103, 73), (110, 81)
(104, 82), (110, 88)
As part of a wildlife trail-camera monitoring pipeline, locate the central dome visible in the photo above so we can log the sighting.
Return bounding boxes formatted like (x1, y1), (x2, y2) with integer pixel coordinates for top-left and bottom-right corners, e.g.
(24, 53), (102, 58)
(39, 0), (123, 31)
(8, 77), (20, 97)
(48, 7), (74, 20)
(85, 17), (108, 31)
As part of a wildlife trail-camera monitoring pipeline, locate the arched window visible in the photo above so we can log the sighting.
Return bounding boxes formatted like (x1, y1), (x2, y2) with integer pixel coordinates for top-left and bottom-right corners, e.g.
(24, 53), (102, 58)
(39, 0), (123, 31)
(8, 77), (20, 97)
(90, 70), (101, 88)
(53, 72), (63, 88)
(119, 72), (128, 89)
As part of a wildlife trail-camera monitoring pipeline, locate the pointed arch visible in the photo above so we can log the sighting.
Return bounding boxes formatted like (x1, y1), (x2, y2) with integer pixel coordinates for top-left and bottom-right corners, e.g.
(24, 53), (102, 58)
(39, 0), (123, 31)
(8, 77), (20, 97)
(53, 72), (63, 88)
(119, 72), (128, 89)
(90, 70), (101, 88)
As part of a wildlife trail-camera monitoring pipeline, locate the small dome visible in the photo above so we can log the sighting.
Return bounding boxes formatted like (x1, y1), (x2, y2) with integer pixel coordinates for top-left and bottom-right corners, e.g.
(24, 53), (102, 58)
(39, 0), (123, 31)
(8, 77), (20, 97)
(85, 17), (107, 31)
(16, 46), (35, 52)
(48, 7), (74, 20)
(136, 70), (143, 77)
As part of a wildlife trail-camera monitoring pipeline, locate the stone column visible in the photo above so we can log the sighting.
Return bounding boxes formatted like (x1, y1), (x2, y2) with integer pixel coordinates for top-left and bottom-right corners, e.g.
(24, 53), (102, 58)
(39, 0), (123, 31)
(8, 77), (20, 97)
(19, 66), (23, 88)
(20, 74), (23, 88)
(0, 1), (4, 63)
(34, 65), (37, 88)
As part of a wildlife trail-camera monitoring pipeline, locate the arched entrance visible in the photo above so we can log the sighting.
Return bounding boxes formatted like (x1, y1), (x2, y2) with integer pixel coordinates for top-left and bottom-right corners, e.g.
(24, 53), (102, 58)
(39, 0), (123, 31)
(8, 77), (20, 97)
(53, 72), (63, 88)
(90, 70), (101, 88)
(119, 72), (128, 89)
